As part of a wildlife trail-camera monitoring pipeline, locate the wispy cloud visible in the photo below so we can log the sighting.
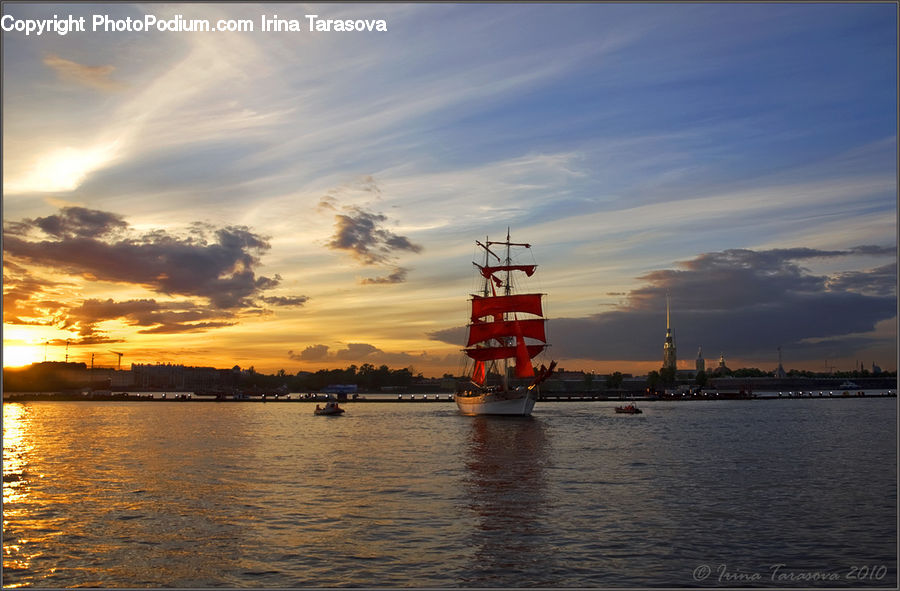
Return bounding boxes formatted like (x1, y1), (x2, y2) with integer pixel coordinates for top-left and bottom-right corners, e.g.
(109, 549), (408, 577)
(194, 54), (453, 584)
(43, 53), (125, 92)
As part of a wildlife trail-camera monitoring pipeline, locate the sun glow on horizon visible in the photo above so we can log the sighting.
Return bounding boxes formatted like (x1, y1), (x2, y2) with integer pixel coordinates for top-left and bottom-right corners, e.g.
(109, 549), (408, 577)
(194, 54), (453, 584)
(2, 345), (44, 368)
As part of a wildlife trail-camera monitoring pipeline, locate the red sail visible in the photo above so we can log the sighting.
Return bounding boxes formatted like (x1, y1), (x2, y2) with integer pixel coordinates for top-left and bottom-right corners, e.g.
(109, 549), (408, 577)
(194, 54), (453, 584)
(467, 318), (546, 347)
(477, 264), (536, 279)
(471, 294), (543, 321)
(465, 344), (545, 362)
(514, 323), (534, 378)
(472, 360), (486, 385)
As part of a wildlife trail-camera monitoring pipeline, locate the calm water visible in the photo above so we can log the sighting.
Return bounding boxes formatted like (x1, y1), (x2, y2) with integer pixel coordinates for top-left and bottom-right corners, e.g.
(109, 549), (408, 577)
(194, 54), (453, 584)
(3, 399), (896, 588)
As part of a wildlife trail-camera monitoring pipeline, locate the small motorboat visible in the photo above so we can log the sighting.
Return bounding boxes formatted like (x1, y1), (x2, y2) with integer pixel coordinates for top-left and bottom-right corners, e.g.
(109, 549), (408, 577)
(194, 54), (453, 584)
(314, 401), (345, 416)
(615, 403), (642, 414)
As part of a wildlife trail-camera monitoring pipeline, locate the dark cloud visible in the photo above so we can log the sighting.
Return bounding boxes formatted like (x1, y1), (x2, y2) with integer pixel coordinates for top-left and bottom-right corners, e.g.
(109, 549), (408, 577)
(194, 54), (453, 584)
(327, 206), (422, 266)
(826, 262), (897, 297)
(360, 267), (408, 285)
(61, 298), (236, 337)
(260, 295), (310, 306)
(289, 345), (330, 361)
(27, 206), (128, 239)
(335, 343), (382, 360)
(288, 343), (455, 368)
(49, 335), (125, 346)
(138, 321), (236, 334)
(3, 207), (308, 339)
(4, 207), (307, 310)
(288, 343), (383, 362)
(430, 246), (897, 365)
(318, 177), (421, 284)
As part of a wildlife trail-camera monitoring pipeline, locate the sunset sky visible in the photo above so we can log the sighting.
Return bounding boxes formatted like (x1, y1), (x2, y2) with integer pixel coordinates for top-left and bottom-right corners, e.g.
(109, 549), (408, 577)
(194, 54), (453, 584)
(3, 2), (897, 376)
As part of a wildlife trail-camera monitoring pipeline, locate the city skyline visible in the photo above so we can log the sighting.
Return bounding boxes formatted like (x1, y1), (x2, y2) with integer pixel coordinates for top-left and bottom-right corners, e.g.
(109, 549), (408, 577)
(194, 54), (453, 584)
(3, 3), (897, 376)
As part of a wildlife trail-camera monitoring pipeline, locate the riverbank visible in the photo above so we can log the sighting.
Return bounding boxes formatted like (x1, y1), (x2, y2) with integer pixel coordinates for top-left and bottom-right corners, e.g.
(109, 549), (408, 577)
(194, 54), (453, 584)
(4, 390), (896, 403)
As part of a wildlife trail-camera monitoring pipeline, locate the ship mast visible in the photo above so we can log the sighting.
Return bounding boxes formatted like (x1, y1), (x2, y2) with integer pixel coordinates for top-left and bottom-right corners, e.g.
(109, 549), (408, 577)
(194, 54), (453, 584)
(475, 235), (501, 387)
(481, 235), (491, 298)
(468, 230), (545, 390)
(503, 228), (511, 390)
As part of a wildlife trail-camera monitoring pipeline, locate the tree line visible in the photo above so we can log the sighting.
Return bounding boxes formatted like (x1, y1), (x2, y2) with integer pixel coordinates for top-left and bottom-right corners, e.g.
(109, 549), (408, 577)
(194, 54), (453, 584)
(237, 363), (424, 391)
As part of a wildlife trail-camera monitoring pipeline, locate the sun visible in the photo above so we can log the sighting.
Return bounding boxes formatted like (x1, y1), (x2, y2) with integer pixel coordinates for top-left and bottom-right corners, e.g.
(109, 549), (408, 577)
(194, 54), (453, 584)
(8, 143), (117, 193)
(2, 345), (42, 368)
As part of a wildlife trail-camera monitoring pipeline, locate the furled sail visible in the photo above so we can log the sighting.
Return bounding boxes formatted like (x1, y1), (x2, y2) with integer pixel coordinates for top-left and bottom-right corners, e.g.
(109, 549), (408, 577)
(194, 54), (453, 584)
(466, 318), (546, 347)
(475, 264), (537, 279)
(471, 293), (543, 321)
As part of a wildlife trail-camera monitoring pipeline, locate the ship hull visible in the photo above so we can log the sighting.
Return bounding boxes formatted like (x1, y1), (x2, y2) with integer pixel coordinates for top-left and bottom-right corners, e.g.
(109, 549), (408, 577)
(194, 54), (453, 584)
(454, 391), (537, 416)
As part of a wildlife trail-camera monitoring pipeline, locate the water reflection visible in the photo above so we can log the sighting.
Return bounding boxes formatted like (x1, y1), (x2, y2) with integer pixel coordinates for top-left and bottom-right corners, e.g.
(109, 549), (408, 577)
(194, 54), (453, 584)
(1, 403), (264, 587)
(459, 416), (557, 586)
(3, 403), (31, 505)
(2, 401), (894, 587)
(3, 403), (34, 581)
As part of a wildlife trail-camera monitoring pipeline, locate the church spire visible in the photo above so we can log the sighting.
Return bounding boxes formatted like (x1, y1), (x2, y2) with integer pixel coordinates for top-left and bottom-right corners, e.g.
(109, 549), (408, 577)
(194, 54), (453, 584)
(663, 292), (677, 371)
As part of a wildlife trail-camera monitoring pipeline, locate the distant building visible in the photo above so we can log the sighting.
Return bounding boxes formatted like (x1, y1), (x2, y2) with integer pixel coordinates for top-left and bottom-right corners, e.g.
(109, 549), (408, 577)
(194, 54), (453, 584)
(696, 346), (705, 373)
(713, 352), (731, 376)
(775, 346), (787, 379)
(662, 294), (677, 371)
(131, 363), (229, 391)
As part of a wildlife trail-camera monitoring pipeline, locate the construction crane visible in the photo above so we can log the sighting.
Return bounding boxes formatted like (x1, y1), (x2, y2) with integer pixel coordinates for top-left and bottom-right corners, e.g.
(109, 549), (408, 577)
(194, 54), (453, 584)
(109, 350), (123, 370)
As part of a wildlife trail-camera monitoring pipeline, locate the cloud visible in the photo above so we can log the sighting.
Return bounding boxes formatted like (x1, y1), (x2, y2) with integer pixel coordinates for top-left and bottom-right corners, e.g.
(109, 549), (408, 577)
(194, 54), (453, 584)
(288, 343), (456, 369)
(430, 245), (897, 365)
(43, 53), (125, 92)
(826, 262), (897, 297)
(289, 345), (331, 361)
(63, 298), (236, 337)
(335, 343), (382, 360)
(1, 273), (71, 327)
(4, 206), (306, 310)
(360, 267), (409, 285)
(289, 343), (382, 362)
(259, 295), (310, 306)
(3, 207), (308, 338)
(327, 206), (422, 266)
(28, 206), (128, 238)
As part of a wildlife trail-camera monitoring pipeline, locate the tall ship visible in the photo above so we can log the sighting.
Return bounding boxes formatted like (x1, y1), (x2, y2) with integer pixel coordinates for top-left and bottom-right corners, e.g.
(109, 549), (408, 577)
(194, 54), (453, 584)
(455, 230), (556, 416)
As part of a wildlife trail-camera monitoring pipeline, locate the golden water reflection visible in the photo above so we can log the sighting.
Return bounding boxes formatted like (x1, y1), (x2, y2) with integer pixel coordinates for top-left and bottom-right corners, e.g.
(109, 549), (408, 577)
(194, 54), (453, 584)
(3, 403), (37, 582)
(1, 401), (297, 587)
(3, 403), (32, 505)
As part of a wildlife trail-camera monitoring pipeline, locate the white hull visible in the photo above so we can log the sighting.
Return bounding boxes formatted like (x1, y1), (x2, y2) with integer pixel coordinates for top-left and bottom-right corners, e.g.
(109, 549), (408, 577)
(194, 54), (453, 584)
(455, 391), (536, 416)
